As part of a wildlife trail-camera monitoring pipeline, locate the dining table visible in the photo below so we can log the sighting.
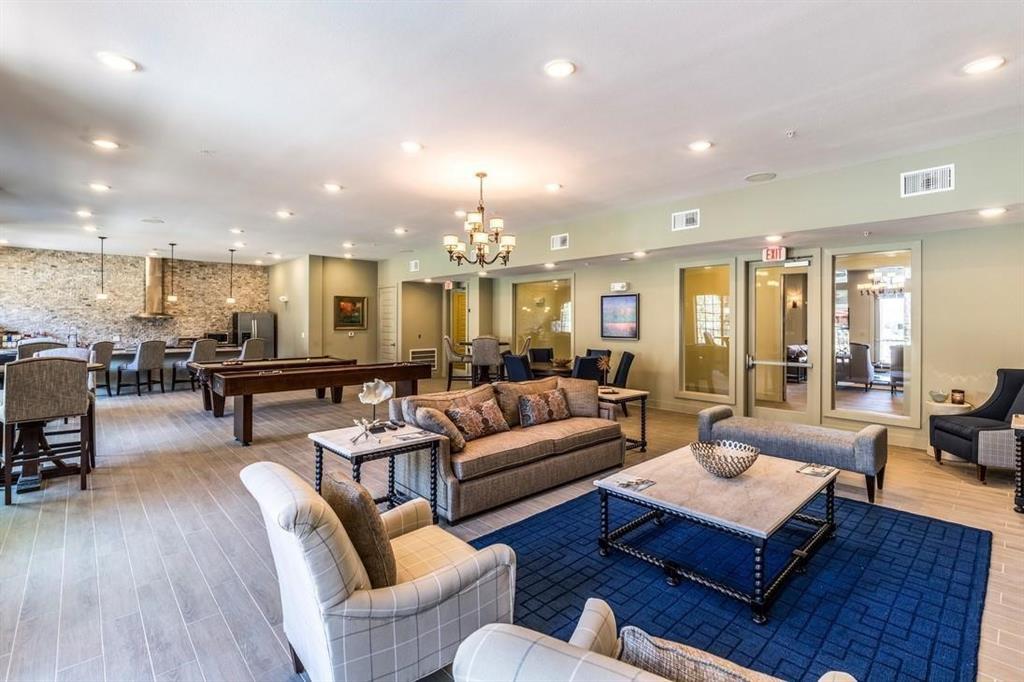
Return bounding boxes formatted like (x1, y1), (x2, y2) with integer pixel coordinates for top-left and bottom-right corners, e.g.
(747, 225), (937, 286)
(530, 361), (573, 377)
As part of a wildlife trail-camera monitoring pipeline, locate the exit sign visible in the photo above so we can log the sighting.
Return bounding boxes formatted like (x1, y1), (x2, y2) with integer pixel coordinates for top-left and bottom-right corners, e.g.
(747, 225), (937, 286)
(762, 245), (787, 262)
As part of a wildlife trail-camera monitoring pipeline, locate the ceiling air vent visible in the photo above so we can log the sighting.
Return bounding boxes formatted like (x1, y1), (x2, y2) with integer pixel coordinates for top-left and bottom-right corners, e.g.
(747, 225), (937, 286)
(671, 209), (700, 231)
(408, 259), (420, 273)
(550, 233), (569, 250)
(900, 164), (954, 198)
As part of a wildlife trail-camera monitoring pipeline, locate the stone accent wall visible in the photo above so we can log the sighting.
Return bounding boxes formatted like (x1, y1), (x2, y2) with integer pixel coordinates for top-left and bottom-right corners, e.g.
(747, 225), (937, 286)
(0, 246), (269, 346)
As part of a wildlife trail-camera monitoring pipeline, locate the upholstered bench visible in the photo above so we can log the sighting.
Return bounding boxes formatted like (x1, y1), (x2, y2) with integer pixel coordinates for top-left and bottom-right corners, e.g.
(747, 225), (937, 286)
(697, 406), (888, 502)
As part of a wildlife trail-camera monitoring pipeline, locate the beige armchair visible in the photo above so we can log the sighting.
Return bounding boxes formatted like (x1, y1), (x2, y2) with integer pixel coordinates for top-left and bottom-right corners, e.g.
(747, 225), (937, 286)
(240, 461), (516, 682)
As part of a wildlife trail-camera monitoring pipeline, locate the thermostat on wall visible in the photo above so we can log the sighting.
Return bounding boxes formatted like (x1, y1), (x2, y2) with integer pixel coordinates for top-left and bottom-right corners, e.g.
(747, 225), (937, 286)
(610, 282), (630, 292)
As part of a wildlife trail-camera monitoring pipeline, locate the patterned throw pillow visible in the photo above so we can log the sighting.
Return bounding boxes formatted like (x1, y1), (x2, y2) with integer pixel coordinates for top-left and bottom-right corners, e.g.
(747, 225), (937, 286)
(518, 388), (571, 427)
(618, 625), (782, 682)
(445, 398), (510, 442)
(415, 406), (466, 452)
(320, 471), (396, 589)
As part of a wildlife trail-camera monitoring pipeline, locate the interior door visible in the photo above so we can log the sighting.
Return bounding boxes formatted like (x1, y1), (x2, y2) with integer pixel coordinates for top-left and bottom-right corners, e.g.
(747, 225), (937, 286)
(450, 289), (468, 369)
(745, 254), (820, 423)
(378, 285), (397, 362)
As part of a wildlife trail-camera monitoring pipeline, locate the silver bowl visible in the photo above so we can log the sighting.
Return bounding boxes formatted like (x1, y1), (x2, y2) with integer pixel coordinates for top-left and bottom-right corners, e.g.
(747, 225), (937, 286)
(691, 440), (760, 479)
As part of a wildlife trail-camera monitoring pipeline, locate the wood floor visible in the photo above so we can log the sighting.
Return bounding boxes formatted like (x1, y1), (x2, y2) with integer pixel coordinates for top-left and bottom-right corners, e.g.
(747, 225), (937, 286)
(0, 379), (1021, 682)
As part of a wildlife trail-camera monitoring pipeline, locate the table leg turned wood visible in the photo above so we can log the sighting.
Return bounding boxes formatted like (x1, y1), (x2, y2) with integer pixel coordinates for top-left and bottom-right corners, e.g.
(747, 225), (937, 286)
(233, 394), (253, 446)
(314, 443), (323, 494)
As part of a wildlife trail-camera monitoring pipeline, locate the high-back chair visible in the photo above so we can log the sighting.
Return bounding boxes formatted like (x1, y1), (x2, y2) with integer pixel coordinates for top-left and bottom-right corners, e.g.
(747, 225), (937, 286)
(586, 348), (612, 359)
(609, 351), (636, 416)
(2, 357), (92, 504)
(889, 345), (904, 395)
(237, 337), (266, 361)
(443, 335), (473, 391)
(89, 341), (115, 397)
(846, 342), (875, 390)
(470, 336), (501, 385)
(240, 461), (516, 682)
(529, 347), (554, 363)
(517, 336), (532, 357)
(17, 339), (65, 360)
(116, 340), (166, 396)
(503, 354), (534, 382)
(572, 355), (602, 382)
(172, 338), (218, 391)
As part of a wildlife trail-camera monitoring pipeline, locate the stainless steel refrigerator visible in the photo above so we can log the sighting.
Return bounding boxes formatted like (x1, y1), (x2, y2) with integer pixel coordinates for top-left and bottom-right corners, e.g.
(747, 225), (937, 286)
(232, 312), (277, 358)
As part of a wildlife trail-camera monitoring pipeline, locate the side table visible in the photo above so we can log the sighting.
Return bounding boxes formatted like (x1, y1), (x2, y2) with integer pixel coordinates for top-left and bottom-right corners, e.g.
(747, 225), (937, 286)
(598, 388), (649, 452)
(1012, 415), (1023, 514)
(308, 426), (442, 523)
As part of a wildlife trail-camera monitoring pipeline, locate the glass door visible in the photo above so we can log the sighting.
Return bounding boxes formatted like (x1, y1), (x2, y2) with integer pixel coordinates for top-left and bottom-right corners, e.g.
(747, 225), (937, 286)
(745, 254), (820, 423)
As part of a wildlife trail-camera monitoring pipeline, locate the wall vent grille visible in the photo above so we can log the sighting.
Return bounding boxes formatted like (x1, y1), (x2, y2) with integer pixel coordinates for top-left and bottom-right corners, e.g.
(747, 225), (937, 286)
(671, 208), (700, 231)
(408, 259), (420, 272)
(900, 164), (954, 197)
(409, 347), (437, 370)
(550, 233), (569, 250)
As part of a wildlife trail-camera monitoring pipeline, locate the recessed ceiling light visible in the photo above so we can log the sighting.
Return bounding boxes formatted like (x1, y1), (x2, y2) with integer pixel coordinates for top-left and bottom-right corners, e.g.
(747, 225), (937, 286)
(342, 241), (355, 249)
(765, 235), (783, 242)
(424, 278), (433, 283)
(91, 138), (120, 150)
(543, 262), (556, 269)
(632, 251), (647, 258)
(83, 224), (98, 232)
(401, 140), (423, 153)
(619, 257), (632, 262)
(961, 55), (1006, 75)
(393, 226), (408, 235)
(147, 250), (159, 257)
(323, 182), (343, 193)
(229, 227), (244, 234)
(543, 59), (576, 78)
(478, 271), (488, 276)
(0, 239), (8, 245)
(343, 252), (353, 259)
(89, 182), (111, 192)
(276, 210), (293, 219)
(271, 253), (282, 259)
(233, 241), (246, 248)
(688, 140), (713, 152)
(744, 172), (777, 183)
(254, 259), (264, 265)
(545, 182), (563, 192)
(454, 209), (467, 218)
(978, 207), (1007, 218)
(96, 51), (139, 72)
(76, 209), (93, 218)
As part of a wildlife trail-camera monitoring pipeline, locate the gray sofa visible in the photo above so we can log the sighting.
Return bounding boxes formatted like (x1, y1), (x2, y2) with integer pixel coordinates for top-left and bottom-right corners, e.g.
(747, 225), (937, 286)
(698, 406), (888, 502)
(390, 377), (625, 523)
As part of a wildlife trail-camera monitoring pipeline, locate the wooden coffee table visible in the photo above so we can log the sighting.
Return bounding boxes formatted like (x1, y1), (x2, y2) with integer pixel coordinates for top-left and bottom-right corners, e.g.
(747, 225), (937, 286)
(595, 446), (837, 624)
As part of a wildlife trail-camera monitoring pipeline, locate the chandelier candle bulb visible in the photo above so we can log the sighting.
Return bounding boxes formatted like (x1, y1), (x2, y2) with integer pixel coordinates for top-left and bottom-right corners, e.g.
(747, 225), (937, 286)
(443, 235), (460, 247)
(500, 235), (516, 248)
(489, 217), (504, 231)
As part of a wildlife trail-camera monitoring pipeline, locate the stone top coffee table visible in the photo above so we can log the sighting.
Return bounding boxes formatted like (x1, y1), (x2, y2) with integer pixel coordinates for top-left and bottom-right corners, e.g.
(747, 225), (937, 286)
(594, 444), (838, 623)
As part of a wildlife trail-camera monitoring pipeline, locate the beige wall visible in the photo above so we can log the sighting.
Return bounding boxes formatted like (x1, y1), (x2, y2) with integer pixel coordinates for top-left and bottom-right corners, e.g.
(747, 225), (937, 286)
(400, 282), (443, 371)
(269, 256), (310, 357)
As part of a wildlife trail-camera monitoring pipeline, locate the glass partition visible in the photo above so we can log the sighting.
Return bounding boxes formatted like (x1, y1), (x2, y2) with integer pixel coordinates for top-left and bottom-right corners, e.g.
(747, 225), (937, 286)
(513, 279), (572, 358)
(831, 250), (912, 416)
(679, 264), (731, 396)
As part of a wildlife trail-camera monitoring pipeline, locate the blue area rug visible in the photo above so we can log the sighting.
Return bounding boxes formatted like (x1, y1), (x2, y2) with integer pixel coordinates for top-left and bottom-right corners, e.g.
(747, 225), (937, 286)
(471, 491), (991, 682)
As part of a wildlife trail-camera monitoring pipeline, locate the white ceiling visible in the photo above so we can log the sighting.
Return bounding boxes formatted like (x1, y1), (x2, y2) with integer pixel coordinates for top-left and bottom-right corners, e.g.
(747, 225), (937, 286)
(0, 1), (1021, 263)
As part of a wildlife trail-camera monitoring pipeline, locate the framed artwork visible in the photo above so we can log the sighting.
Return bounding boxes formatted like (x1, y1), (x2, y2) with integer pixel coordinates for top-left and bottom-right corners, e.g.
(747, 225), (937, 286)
(601, 293), (639, 339)
(334, 295), (368, 330)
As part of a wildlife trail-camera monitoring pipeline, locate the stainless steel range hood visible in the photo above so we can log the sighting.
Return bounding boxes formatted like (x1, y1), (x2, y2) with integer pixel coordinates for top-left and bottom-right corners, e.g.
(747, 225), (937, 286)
(132, 257), (174, 319)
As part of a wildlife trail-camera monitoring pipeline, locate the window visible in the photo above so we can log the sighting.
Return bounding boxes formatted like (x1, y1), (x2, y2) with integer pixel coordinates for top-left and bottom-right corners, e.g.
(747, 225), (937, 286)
(694, 294), (726, 345)
(679, 264), (731, 397)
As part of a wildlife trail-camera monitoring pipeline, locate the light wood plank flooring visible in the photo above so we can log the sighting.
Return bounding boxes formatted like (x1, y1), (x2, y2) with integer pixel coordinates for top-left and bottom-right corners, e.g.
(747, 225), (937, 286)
(0, 380), (1021, 681)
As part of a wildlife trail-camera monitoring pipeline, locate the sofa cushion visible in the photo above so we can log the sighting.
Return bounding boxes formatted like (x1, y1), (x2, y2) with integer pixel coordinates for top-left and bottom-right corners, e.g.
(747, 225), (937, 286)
(618, 625), (782, 682)
(391, 525), (477, 583)
(519, 389), (571, 427)
(493, 377), (558, 426)
(523, 417), (621, 455)
(446, 398), (510, 442)
(557, 377), (600, 417)
(320, 471), (396, 588)
(450, 429), (553, 481)
(933, 416), (1008, 441)
(416, 406), (466, 452)
(401, 384), (495, 426)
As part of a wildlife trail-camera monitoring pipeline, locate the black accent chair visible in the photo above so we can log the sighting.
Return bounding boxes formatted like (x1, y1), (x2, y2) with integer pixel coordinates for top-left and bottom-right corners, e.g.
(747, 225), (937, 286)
(503, 354), (534, 382)
(529, 348), (554, 363)
(930, 368), (1024, 482)
(586, 349), (612, 359)
(571, 356), (602, 382)
(610, 351), (635, 416)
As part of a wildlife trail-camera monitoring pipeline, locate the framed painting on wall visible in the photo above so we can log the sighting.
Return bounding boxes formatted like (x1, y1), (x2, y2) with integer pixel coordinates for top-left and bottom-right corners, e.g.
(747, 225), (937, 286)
(334, 295), (368, 330)
(600, 293), (639, 339)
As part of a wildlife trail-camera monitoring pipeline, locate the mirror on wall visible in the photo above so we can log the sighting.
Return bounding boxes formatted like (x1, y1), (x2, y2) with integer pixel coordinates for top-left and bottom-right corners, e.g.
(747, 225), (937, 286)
(832, 250), (912, 416)
(679, 264), (731, 396)
(513, 279), (572, 358)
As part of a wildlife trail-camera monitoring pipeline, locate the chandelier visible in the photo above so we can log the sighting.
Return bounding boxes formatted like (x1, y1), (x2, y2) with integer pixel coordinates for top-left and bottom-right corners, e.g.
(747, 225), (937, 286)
(857, 270), (907, 297)
(443, 172), (516, 268)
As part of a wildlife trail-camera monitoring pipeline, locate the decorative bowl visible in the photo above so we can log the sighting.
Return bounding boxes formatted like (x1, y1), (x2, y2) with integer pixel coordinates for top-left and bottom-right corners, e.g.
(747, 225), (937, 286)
(552, 358), (571, 368)
(929, 390), (948, 403)
(691, 440), (760, 479)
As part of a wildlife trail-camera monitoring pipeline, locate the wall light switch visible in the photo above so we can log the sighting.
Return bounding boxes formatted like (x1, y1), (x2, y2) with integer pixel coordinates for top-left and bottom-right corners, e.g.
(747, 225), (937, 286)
(348, 331), (355, 338)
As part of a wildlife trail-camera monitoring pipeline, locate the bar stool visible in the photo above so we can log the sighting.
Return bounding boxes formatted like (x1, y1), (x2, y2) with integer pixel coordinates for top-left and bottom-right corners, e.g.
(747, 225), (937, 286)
(172, 339), (217, 391)
(89, 341), (115, 397)
(117, 340), (167, 396)
(443, 335), (473, 391)
(237, 338), (266, 360)
(1, 357), (92, 504)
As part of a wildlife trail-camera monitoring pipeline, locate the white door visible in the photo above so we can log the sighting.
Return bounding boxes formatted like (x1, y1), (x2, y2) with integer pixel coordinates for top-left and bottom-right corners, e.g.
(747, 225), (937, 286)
(378, 286), (397, 362)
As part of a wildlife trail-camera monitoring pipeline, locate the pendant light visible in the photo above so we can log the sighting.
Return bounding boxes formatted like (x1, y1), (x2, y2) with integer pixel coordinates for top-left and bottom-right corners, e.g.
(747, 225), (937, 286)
(225, 248), (236, 305)
(95, 236), (109, 300)
(166, 242), (178, 303)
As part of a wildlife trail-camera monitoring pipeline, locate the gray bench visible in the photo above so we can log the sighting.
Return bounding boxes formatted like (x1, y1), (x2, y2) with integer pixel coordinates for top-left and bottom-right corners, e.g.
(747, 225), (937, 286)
(697, 406), (888, 502)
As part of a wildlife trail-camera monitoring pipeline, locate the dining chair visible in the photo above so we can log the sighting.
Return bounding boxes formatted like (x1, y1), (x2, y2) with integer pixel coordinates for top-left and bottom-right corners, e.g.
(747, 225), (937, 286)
(89, 341), (115, 397)
(443, 335), (473, 391)
(503, 354), (534, 382)
(2, 357), (92, 504)
(586, 348), (612, 359)
(889, 345), (904, 395)
(610, 351), (636, 416)
(529, 348), (554, 363)
(571, 355), (602, 382)
(116, 340), (167, 396)
(470, 336), (501, 385)
(517, 336), (532, 357)
(172, 338), (218, 391)
(17, 339), (65, 360)
(237, 338), (266, 361)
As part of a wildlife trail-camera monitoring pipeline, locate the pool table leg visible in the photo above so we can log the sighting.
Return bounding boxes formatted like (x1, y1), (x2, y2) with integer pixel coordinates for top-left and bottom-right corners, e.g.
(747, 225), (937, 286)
(234, 394), (253, 446)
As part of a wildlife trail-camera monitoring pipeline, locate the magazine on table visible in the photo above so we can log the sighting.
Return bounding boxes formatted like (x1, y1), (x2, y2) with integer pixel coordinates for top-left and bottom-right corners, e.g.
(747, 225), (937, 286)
(604, 473), (657, 492)
(797, 463), (836, 477)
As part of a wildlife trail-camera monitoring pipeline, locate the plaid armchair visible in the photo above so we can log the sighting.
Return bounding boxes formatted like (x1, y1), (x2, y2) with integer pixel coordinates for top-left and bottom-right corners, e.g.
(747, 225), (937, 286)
(240, 461), (515, 682)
